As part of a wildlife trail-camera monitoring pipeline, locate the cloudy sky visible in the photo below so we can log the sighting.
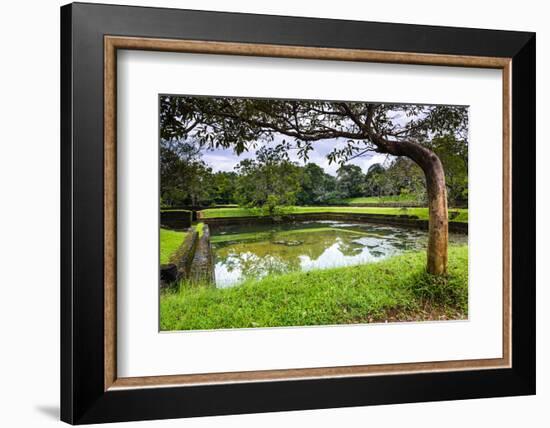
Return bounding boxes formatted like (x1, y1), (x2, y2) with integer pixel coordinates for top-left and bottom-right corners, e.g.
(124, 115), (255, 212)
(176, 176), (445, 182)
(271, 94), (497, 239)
(200, 133), (390, 176)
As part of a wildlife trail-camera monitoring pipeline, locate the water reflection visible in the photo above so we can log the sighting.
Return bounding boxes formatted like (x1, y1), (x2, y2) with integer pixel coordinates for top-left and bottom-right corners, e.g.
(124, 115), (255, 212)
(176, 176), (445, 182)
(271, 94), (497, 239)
(212, 221), (467, 288)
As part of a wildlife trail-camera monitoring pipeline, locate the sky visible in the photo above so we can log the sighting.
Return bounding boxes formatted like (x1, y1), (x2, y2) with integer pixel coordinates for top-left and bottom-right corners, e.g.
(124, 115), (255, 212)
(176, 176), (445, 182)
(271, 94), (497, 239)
(200, 133), (390, 176)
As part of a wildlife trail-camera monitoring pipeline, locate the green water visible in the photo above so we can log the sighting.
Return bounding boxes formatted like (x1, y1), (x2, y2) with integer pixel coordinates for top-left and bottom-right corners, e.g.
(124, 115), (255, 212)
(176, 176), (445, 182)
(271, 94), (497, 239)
(211, 221), (467, 288)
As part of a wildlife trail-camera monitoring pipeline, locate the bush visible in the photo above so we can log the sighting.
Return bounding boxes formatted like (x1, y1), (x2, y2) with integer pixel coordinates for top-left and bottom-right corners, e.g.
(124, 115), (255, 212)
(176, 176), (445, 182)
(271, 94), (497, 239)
(160, 209), (193, 229)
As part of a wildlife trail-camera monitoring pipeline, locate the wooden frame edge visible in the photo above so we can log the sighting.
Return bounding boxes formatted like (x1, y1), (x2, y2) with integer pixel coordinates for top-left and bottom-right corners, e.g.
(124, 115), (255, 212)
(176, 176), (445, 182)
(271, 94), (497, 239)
(105, 36), (511, 68)
(502, 61), (513, 370)
(103, 35), (512, 391)
(110, 357), (508, 390)
(104, 37), (117, 390)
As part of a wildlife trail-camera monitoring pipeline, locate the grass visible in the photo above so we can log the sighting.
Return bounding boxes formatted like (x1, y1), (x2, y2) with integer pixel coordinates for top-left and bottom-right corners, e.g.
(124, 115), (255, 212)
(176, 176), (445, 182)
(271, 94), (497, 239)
(195, 222), (205, 237)
(160, 208), (192, 213)
(341, 195), (419, 204)
(160, 228), (186, 264)
(199, 206), (468, 223)
(160, 245), (468, 330)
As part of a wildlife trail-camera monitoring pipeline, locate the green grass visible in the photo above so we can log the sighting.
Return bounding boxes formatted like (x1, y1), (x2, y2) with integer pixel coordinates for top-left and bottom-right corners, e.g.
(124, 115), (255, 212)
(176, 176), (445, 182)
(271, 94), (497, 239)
(160, 245), (468, 330)
(195, 222), (205, 237)
(160, 208), (192, 213)
(160, 228), (186, 264)
(199, 206), (468, 223)
(341, 195), (419, 204)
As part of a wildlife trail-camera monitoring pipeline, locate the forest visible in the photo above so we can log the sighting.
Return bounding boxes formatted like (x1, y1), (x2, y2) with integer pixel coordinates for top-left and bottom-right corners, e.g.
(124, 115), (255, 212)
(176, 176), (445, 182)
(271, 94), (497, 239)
(160, 134), (468, 210)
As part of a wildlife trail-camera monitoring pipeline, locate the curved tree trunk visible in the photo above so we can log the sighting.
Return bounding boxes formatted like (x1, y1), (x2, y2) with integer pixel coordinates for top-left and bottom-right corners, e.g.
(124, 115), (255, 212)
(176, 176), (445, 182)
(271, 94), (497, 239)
(423, 158), (448, 275)
(382, 140), (448, 275)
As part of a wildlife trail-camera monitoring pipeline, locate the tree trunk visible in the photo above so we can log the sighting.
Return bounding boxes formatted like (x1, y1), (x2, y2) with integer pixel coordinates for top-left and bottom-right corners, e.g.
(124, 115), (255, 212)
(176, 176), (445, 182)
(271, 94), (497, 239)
(382, 140), (448, 275)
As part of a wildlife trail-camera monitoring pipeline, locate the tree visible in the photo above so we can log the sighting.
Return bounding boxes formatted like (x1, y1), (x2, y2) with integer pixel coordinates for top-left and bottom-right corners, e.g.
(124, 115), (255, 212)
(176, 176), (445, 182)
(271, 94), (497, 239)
(210, 171), (238, 205)
(385, 158), (426, 201)
(296, 163), (337, 205)
(336, 164), (364, 198)
(426, 135), (468, 205)
(160, 139), (213, 206)
(235, 147), (302, 215)
(160, 97), (468, 274)
(362, 163), (385, 197)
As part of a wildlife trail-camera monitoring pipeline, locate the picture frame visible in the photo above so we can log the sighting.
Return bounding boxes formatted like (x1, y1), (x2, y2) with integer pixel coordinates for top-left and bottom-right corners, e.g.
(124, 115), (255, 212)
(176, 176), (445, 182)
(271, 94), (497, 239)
(60, 2), (535, 424)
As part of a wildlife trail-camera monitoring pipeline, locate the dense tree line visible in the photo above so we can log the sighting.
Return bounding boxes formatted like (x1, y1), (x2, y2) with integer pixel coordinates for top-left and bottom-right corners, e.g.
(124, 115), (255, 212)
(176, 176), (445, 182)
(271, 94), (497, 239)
(160, 134), (467, 210)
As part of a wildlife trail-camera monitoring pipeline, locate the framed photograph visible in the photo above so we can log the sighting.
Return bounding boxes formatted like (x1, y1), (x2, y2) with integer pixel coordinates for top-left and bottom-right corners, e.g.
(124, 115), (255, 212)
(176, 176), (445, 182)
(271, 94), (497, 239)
(61, 2), (535, 424)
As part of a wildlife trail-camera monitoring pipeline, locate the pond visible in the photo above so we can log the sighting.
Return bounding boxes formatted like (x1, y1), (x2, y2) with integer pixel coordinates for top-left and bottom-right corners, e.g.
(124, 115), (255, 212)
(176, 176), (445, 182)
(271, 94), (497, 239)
(210, 221), (468, 288)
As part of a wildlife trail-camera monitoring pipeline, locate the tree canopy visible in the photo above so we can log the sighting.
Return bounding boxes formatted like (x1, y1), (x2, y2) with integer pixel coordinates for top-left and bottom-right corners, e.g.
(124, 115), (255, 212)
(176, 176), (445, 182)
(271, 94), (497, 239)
(234, 147), (302, 215)
(160, 96), (468, 167)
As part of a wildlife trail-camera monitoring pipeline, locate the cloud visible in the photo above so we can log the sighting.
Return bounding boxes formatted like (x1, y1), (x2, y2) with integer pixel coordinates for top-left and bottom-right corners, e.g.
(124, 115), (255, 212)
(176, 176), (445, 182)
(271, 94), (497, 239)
(201, 134), (394, 176)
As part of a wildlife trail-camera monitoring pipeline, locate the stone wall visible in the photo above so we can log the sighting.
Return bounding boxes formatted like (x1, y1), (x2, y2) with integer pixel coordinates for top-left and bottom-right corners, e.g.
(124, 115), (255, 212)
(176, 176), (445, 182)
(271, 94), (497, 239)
(160, 229), (197, 288)
(189, 225), (215, 285)
(160, 224), (216, 289)
(203, 212), (468, 234)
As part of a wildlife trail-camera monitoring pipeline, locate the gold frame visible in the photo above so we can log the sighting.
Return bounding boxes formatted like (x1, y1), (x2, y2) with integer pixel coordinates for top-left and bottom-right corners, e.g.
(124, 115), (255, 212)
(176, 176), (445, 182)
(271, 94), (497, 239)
(104, 36), (512, 391)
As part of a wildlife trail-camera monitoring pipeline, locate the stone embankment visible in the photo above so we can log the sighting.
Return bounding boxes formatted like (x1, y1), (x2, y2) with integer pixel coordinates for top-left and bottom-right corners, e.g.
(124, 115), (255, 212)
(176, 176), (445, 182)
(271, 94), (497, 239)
(202, 212), (468, 234)
(160, 224), (215, 289)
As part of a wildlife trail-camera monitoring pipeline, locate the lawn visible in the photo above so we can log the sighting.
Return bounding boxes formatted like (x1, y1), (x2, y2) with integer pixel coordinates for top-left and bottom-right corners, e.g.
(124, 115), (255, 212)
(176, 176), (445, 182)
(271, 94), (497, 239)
(160, 245), (468, 330)
(341, 195), (419, 204)
(159, 228), (186, 264)
(199, 206), (469, 223)
(195, 222), (205, 237)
